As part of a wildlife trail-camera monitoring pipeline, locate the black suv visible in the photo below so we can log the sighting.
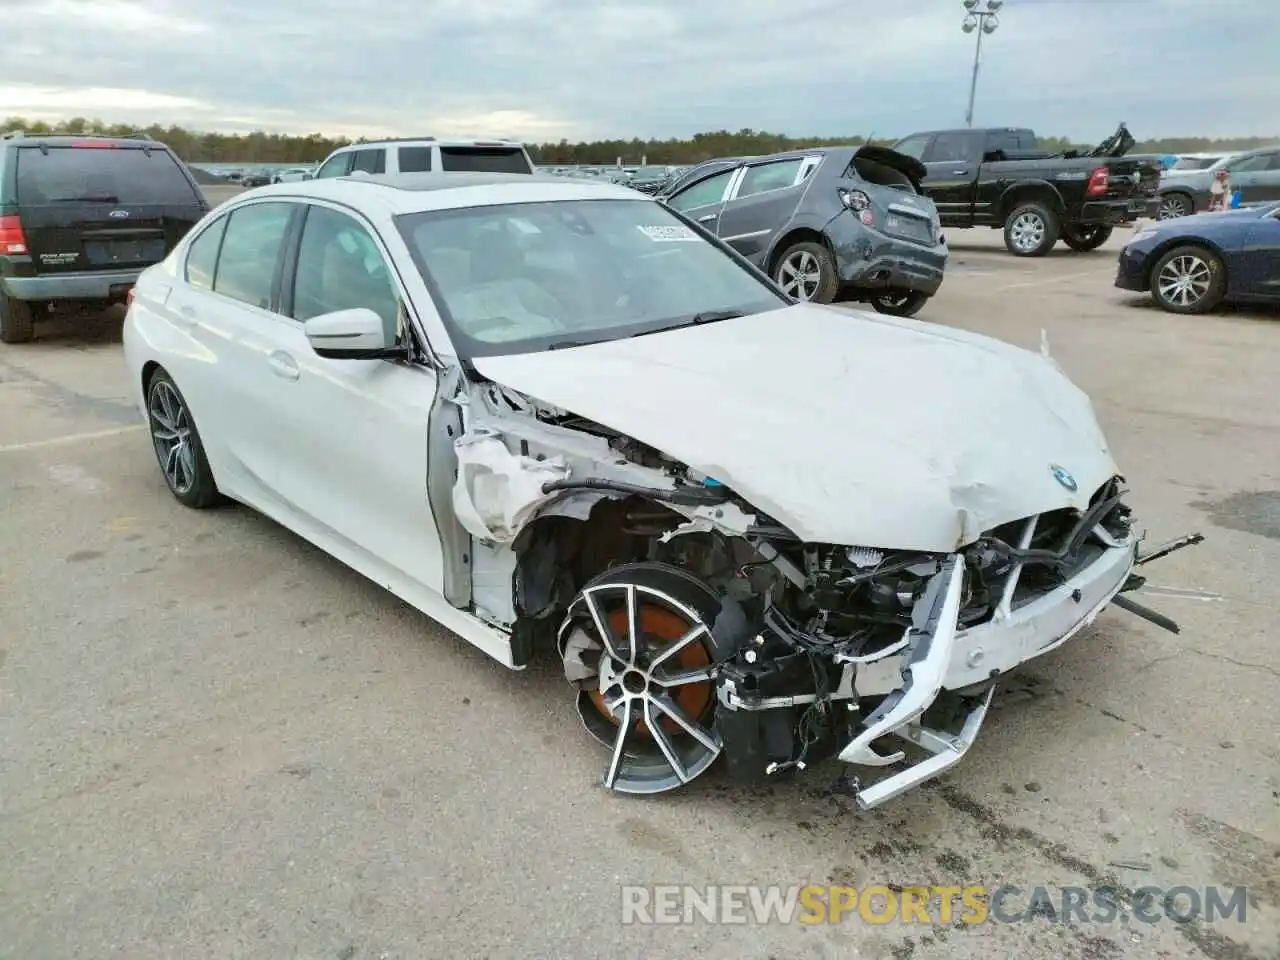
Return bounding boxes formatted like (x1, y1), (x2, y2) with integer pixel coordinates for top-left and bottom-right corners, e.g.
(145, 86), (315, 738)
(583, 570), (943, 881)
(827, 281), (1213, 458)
(0, 133), (209, 342)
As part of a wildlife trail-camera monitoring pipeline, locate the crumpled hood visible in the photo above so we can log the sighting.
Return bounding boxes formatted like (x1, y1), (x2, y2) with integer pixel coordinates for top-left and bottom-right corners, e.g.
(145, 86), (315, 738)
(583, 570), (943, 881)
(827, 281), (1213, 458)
(472, 304), (1119, 552)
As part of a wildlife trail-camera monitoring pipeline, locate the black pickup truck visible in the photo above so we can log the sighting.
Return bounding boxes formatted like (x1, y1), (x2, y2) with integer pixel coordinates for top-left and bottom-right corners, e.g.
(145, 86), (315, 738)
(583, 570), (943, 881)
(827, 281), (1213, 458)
(890, 124), (1161, 257)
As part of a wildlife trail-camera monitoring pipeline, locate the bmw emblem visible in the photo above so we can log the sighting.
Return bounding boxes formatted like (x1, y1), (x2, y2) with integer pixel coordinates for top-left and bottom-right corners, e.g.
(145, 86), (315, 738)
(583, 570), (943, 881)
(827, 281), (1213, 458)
(1050, 464), (1078, 492)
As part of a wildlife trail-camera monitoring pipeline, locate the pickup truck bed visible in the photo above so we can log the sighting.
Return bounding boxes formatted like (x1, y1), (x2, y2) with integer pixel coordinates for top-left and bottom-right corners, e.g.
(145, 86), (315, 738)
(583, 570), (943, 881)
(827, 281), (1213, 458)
(891, 126), (1161, 256)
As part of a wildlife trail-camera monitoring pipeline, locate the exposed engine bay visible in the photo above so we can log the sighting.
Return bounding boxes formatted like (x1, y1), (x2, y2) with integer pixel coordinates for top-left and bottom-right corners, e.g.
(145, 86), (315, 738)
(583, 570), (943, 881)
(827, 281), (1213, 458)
(447, 375), (1203, 809)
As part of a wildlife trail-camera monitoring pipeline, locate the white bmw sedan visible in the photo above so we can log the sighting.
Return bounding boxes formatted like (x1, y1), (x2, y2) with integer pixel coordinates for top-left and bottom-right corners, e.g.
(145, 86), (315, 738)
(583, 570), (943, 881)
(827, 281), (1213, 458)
(123, 172), (1190, 808)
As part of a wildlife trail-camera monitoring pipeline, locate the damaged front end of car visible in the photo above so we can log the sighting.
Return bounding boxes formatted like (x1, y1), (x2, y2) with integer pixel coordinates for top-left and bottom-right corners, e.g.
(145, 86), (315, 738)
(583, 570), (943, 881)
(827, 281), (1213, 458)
(445, 373), (1202, 810)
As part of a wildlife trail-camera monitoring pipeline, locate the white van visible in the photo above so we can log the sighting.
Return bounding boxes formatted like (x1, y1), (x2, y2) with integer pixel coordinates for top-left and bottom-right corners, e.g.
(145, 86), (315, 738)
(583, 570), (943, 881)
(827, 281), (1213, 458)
(313, 138), (535, 179)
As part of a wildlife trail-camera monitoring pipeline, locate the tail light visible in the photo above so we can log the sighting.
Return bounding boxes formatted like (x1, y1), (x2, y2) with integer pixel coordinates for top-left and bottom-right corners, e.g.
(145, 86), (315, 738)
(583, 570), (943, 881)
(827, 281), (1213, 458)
(0, 215), (27, 255)
(1086, 166), (1110, 197)
(839, 187), (871, 211)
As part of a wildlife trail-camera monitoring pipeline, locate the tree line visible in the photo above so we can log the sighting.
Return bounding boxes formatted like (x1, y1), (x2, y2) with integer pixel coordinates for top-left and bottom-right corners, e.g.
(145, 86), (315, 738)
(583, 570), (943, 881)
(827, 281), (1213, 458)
(2, 116), (1275, 166)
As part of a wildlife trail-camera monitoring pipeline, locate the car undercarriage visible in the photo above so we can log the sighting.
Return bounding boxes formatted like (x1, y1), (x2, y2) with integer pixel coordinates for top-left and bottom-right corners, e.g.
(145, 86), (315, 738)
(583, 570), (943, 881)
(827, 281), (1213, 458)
(444, 371), (1202, 810)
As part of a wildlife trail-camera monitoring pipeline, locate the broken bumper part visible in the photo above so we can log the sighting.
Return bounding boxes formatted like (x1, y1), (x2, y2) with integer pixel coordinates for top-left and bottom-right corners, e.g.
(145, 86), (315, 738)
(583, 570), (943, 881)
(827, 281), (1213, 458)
(842, 538), (1136, 809)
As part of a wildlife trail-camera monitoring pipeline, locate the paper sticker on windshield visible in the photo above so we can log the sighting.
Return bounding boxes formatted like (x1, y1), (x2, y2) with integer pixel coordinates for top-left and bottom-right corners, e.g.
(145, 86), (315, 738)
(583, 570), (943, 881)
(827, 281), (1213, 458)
(637, 224), (700, 242)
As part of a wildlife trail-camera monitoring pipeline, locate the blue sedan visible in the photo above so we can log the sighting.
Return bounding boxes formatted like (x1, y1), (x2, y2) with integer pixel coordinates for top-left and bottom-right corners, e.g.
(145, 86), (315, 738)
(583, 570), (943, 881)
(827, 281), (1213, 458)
(1115, 202), (1280, 314)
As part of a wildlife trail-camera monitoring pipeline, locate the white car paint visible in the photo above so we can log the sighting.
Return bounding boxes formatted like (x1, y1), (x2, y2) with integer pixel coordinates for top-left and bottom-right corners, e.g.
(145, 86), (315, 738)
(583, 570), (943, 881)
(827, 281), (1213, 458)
(122, 172), (1154, 808)
(472, 303), (1117, 552)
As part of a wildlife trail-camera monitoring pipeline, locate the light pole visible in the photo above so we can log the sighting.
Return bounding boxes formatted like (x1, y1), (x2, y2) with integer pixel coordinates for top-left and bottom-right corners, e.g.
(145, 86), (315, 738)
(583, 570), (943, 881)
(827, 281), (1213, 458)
(962, 0), (1002, 128)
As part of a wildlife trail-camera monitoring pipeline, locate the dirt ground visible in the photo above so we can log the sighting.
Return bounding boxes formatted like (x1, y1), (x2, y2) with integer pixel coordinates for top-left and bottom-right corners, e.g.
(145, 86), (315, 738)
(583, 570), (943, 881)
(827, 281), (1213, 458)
(0, 222), (1277, 960)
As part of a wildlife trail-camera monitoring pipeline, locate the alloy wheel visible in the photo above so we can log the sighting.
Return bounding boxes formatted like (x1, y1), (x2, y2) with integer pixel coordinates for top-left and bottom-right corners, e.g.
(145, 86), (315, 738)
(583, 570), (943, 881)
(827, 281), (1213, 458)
(148, 379), (196, 495)
(563, 581), (722, 794)
(777, 250), (822, 300)
(1156, 253), (1212, 308)
(1158, 196), (1190, 220)
(1009, 211), (1046, 253)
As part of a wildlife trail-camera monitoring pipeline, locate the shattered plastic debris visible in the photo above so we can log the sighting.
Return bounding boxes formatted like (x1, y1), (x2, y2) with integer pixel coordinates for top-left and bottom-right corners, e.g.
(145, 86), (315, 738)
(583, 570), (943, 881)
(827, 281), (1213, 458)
(451, 429), (570, 543)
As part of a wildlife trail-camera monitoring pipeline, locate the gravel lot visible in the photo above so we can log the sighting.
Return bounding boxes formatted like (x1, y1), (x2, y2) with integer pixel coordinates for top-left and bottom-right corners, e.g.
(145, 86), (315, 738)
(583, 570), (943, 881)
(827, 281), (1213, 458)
(1, 219), (1277, 960)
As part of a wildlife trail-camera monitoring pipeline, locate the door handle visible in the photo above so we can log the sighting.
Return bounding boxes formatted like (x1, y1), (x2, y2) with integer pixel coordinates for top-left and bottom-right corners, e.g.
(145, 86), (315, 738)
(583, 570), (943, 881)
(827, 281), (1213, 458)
(951, 169), (969, 175)
(267, 350), (300, 381)
(175, 304), (197, 327)
(697, 213), (717, 223)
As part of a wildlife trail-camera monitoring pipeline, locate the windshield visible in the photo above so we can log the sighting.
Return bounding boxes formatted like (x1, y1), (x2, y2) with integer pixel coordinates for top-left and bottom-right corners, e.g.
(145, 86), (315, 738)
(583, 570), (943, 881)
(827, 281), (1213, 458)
(396, 198), (786, 357)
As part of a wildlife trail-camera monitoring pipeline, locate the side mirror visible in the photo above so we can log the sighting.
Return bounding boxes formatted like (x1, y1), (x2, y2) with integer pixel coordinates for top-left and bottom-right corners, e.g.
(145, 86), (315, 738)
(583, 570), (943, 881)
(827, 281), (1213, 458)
(304, 307), (396, 359)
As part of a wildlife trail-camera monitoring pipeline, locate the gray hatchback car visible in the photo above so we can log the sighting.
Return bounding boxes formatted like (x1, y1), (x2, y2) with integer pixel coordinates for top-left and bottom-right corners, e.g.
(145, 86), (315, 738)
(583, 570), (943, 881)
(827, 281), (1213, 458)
(658, 146), (947, 316)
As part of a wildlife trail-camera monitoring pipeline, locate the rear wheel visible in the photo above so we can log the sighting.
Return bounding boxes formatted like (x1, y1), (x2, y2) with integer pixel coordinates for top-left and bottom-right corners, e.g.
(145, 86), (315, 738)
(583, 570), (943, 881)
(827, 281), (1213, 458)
(1003, 202), (1059, 257)
(1158, 193), (1194, 220)
(1149, 245), (1226, 315)
(871, 290), (930, 318)
(1061, 224), (1113, 252)
(146, 369), (220, 508)
(558, 562), (724, 794)
(0, 295), (36, 343)
(772, 241), (839, 303)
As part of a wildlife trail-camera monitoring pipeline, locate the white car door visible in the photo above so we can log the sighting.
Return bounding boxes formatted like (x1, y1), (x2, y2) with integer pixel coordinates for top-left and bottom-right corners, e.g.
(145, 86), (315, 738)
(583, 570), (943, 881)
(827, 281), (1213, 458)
(162, 199), (299, 502)
(262, 200), (446, 595)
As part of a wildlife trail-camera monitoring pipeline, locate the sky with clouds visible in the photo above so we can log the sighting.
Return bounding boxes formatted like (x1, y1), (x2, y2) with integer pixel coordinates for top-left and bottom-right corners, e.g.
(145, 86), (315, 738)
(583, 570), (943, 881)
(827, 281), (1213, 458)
(1, 0), (1273, 142)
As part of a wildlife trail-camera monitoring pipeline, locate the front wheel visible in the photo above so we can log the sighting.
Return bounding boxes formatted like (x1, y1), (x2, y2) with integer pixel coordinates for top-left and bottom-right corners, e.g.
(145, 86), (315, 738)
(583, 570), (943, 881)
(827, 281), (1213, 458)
(558, 562), (726, 795)
(1149, 245), (1226, 315)
(146, 369), (221, 508)
(772, 241), (839, 303)
(871, 290), (930, 318)
(1003, 202), (1060, 257)
(1061, 225), (1113, 252)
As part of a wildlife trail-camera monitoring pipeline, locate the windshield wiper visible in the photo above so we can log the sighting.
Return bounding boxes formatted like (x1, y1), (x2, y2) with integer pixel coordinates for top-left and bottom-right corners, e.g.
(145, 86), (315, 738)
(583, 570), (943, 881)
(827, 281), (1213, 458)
(52, 195), (120, 203)
(628, 310), (746, 340)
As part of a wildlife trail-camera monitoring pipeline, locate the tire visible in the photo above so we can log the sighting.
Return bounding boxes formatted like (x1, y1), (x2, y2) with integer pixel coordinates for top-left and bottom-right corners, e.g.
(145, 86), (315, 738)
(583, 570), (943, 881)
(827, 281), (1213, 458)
(1061, 224), (1114, 252)
(1003, 202), (1060, 257)
(145, 368), (221, 508)
(557, 561), (730, 795)
(1149, 244), (1227, 315)
(772, 241), (840, 303)
(0, 295), (35, 344)
(1157, 193), (1194, 220)
(871, 290), (930, 318)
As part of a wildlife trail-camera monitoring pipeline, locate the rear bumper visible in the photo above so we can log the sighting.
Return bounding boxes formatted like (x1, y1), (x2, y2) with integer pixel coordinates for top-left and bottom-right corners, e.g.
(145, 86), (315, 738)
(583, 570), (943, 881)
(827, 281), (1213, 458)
(1, 268), (142, 302)
(1078, 197), (1159, 225)
(828, 212), (947, 296)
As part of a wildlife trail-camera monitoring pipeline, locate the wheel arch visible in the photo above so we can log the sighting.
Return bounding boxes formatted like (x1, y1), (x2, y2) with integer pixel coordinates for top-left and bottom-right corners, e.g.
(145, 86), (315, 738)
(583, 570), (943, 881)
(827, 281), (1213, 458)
(765, 225), (834, 277)
(140, 359), (163, 398)
(1142, 236), (1228, 290)
(997, 181), (1065, 222)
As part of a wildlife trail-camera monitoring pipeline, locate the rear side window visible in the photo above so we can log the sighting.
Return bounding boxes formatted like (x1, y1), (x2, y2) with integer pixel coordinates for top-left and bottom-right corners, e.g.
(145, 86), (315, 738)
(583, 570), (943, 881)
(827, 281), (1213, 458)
(736, 159), (804, 198)
(439, 147), (532, 174)
(212, 202), (293, 310)
(985, 129), (1038, 154)
(925, 132), (979, 163)
(15, 145), (201, 206)
(185, 215), (227, 289)
(398, 146), (432, 173)
(350, 149), (386, 174)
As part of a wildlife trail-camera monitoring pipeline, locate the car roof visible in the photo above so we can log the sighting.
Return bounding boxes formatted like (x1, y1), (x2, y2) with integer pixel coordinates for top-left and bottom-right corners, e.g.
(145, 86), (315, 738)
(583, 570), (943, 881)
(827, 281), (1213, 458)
(329, 137), (526, 152)
(1, 133), (168, 150)
(240, 172), (647, 215)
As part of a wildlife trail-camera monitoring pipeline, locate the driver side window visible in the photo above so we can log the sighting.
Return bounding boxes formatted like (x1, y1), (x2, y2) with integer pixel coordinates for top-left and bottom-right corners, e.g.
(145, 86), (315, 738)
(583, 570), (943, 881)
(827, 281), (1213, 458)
(667, 169), (735, 212)
(291, 205), (402, 343)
